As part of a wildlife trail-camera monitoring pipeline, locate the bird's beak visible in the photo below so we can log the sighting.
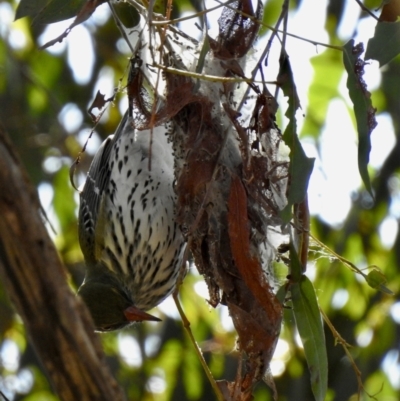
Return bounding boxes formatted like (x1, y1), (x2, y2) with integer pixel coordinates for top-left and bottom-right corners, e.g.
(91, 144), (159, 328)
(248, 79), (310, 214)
(124, 306), (161, 322)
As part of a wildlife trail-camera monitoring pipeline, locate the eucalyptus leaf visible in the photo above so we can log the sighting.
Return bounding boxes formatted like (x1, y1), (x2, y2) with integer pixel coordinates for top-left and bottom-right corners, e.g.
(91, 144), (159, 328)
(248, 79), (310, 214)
(289, 239), (303, 283)
(365, 268), (393, 295)
(291, 276), (328, 401)
(343, 40), (376, 197)
(53, 166), (77, 232)
(15, 0), (49, 20)
(113, 2), (140, 28)
(281, 122), (315, 222)
(300, 49), (342, 138)
(34, 0), (85, 24)
(278, 53), (315, 222)
(366, 21), (400, 67)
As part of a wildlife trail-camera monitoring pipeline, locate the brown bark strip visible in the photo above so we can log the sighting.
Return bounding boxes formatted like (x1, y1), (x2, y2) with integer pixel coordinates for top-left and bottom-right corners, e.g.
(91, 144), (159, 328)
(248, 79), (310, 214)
(228, 175), (282, 324)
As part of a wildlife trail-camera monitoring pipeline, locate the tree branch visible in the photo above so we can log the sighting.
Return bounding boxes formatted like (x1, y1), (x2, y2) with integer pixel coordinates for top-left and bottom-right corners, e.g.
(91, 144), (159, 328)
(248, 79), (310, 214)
(0, 122), (126, 401)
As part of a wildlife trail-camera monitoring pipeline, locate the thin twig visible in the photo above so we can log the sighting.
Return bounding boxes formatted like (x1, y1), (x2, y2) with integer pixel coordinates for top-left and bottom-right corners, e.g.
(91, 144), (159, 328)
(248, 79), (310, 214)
(354, 0), (379, 21)
(320, 308), (365, 400)
(214, 0), (342, 51)
(0, 390), (10, 401)
(153, 62), (277, 84)
(238, 0), (286, 110)
(69, 99), (114, 191)
(108, 1), (137, 54)
(173, 292), (225, 401)
(151, 0), (236, 26)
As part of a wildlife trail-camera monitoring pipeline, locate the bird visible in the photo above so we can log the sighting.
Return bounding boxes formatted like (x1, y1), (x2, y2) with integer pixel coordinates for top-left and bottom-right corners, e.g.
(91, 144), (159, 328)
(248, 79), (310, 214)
(77, 111), (185, 331)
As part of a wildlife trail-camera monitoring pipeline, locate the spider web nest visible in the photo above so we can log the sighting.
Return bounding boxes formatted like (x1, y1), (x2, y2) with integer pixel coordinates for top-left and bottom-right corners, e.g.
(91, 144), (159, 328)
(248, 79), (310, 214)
(116, 0), (290, 397)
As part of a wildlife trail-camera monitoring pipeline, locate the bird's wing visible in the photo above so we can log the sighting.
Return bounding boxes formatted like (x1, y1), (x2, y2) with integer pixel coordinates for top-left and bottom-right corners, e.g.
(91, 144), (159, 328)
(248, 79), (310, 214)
(79, 111), (130, 263)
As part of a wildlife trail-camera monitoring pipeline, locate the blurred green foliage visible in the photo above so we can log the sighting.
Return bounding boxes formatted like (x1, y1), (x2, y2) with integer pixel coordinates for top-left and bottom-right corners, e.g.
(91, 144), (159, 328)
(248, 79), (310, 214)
(0, 0), (399, 400)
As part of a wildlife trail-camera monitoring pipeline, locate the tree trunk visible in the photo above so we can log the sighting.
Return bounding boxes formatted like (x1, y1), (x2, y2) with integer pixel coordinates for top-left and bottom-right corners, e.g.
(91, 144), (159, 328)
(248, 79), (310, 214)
(0, 122), (126, 401)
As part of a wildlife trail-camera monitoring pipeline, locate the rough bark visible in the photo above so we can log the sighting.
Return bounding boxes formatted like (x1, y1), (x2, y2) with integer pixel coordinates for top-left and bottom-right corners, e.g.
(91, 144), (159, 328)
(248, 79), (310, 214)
(0, 122), (126, 401)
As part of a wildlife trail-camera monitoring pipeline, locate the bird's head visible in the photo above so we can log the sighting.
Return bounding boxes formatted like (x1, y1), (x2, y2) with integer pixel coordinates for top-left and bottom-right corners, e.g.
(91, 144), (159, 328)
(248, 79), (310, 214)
(78, 268), (160, 332)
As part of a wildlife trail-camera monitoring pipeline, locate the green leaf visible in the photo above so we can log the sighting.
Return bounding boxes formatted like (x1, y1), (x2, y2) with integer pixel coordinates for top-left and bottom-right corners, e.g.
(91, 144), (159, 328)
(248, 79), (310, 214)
(278, 52), (315, 222)
(365, 21), (400, 67)
(289, 240), (303, 283)
(301, 49), (343, 138)
(113, 2), (140, 28)
(365, 268), (386, 288)
(291, 276), (328, 401)
(34, 0), (86, 24)
(260, 0), (284, 37)
(276, 284), (287, 305)
(15, 0), (49, 20)
(53, 165), (76, 233)
(342, 40), (377, 197)
(365, 267), (393, 295)
(183, 349), (203, 398)
(281, 123), (315, 222)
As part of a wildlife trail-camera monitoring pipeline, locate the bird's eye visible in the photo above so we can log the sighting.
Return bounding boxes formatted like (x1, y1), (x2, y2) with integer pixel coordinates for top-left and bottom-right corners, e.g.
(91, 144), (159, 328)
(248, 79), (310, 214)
(96, 324), (115, 332)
